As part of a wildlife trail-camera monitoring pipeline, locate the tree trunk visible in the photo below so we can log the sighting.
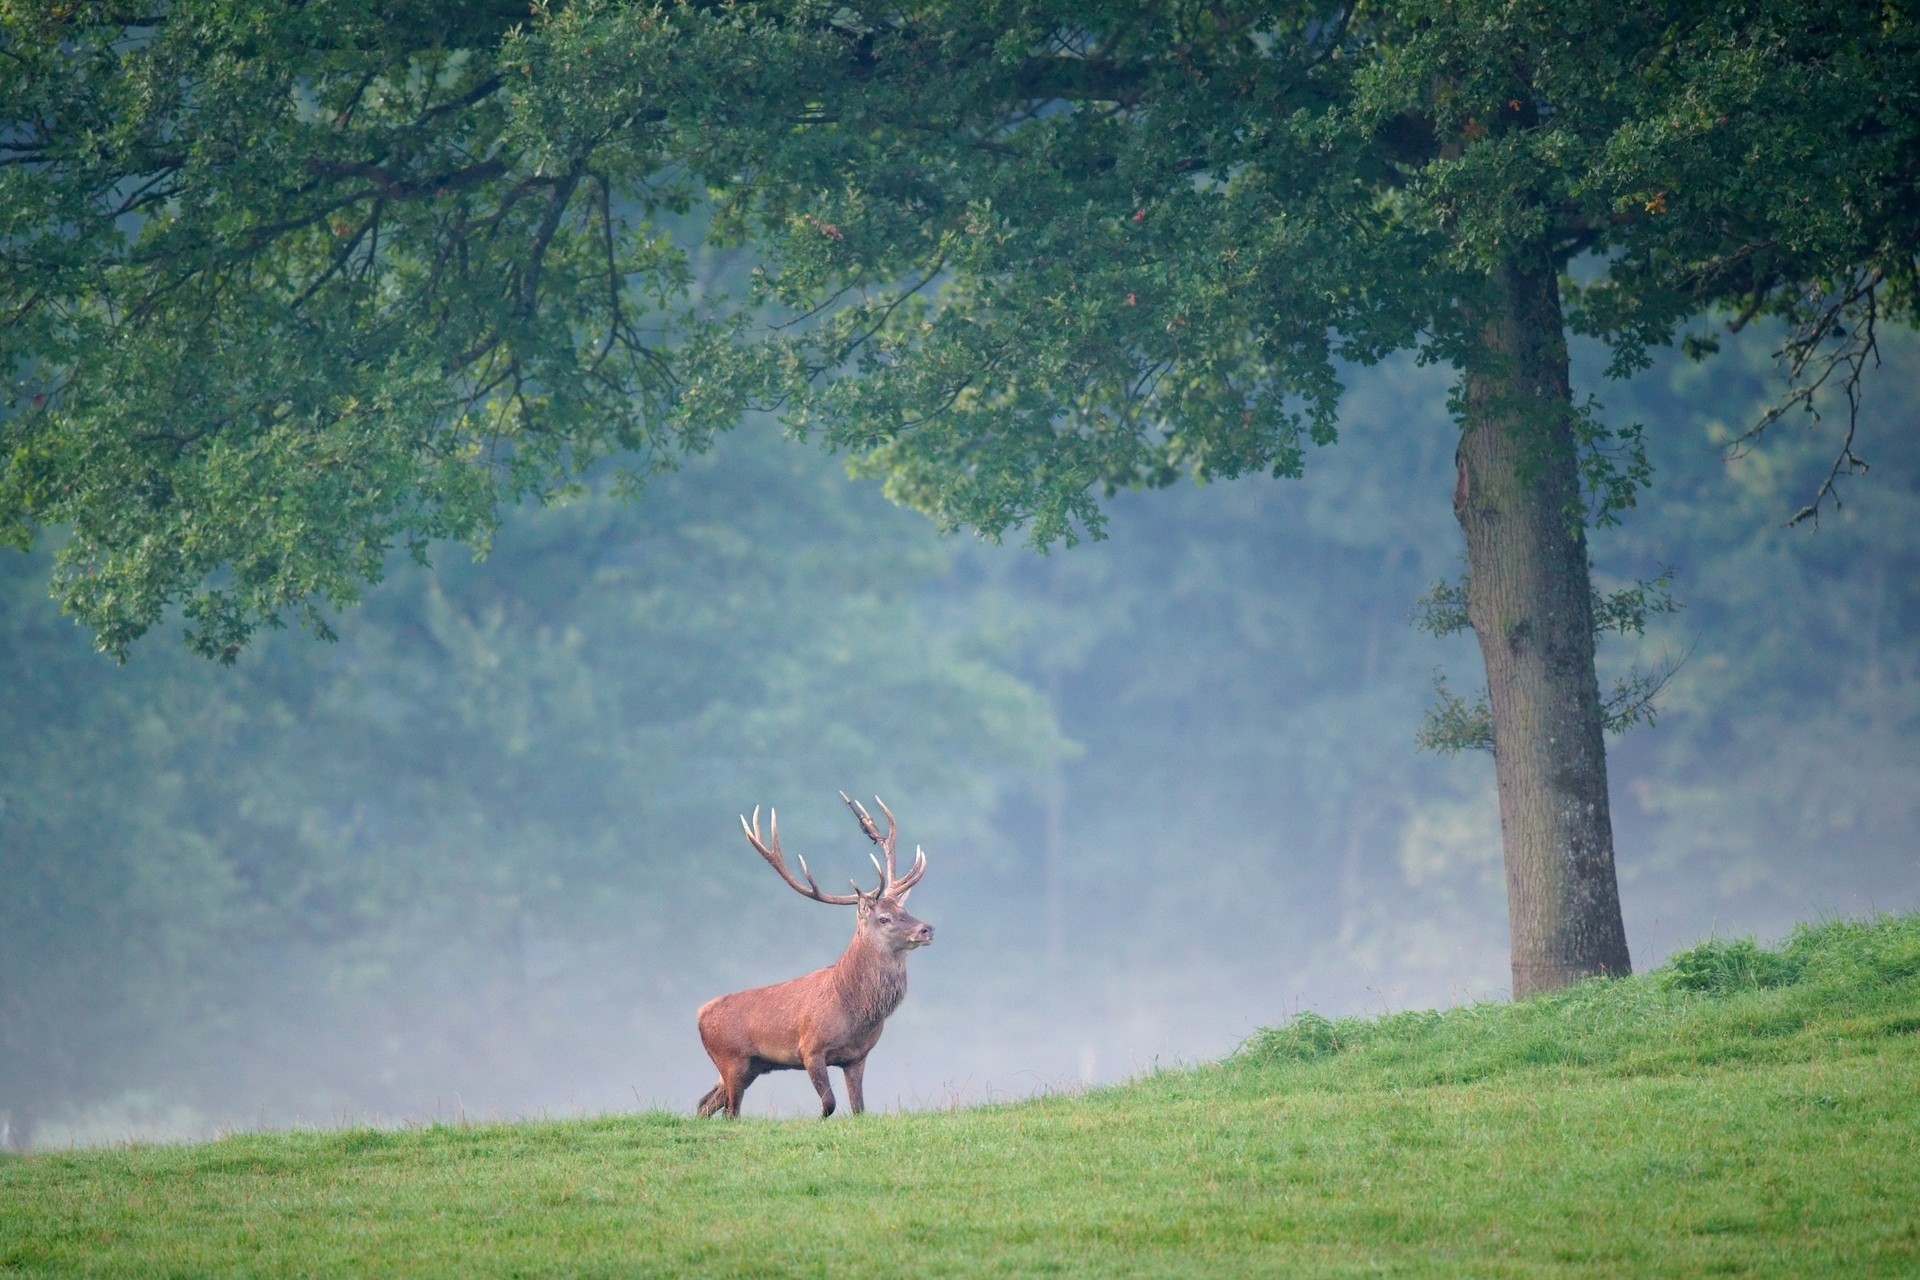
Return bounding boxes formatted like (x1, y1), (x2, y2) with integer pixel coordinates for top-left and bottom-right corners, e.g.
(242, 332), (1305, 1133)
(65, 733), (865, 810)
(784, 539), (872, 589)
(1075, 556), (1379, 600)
(1453, 250), (1632, 997)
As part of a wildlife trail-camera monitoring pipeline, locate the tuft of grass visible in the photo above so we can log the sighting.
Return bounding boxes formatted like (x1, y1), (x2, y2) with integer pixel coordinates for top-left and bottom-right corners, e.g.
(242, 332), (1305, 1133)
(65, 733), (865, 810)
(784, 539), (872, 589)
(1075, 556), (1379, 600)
(4, 914), (1918, 1278)
(1660, 935), (1807, 993)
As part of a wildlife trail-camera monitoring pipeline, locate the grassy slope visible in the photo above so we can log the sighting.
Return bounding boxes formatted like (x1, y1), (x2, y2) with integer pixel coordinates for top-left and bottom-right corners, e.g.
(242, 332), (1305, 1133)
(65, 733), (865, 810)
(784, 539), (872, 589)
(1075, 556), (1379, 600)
(4, 917), (1918, 1279)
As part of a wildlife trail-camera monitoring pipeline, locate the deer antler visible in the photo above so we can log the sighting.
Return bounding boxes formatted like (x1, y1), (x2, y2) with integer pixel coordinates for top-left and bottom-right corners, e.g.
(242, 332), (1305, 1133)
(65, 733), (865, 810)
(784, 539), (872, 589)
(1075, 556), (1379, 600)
(740, 807), (870, 905)
(841, 792), (928, 899)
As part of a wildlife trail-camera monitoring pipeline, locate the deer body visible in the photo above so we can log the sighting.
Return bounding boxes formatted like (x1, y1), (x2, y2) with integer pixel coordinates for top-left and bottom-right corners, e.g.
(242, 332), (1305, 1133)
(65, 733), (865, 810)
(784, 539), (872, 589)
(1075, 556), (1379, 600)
(696, 795), (932, 1118)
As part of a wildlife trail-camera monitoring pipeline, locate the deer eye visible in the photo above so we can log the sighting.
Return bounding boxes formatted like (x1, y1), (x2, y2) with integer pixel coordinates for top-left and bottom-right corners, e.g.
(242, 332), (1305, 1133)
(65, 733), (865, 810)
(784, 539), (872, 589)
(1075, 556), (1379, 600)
(875, 914), (892, 924)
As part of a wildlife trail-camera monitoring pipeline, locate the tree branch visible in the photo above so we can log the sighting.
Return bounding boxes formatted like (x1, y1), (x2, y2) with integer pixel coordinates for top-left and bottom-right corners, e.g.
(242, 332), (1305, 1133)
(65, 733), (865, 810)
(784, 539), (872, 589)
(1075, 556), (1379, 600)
(1725, 268), (1883, 527)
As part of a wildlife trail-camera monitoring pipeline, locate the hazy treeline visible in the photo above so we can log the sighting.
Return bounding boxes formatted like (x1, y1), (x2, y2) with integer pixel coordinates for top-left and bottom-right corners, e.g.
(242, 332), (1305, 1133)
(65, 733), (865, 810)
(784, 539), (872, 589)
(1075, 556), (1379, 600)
(3, 327), (1916, 1144)
(1, 428), (1063, 1142)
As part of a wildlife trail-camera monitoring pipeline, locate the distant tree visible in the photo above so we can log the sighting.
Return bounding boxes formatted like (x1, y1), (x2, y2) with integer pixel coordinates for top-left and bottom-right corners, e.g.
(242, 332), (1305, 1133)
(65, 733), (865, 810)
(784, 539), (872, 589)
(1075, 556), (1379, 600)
(3, 0), (1915, 993)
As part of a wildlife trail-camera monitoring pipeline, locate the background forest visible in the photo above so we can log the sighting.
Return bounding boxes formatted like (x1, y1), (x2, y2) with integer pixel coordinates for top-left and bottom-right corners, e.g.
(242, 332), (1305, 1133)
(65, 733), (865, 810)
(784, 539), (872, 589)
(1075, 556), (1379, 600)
(3, 322), (1916, 1146)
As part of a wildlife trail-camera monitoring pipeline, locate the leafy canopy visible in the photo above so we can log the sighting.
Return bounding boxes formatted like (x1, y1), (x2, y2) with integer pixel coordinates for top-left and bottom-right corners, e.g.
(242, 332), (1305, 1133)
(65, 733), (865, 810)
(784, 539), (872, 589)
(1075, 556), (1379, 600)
(4, 0), (1915, 657)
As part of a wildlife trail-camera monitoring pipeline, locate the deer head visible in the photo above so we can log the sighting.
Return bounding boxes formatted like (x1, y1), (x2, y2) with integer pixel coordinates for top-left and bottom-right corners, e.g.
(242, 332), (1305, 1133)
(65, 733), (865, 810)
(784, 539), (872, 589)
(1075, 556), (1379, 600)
(738, 793), (932, 951)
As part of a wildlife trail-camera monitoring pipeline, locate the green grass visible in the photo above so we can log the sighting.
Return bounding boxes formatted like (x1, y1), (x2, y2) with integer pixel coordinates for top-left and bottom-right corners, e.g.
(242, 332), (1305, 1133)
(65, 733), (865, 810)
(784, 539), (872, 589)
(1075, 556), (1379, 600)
(5, 916), (1919, 1278)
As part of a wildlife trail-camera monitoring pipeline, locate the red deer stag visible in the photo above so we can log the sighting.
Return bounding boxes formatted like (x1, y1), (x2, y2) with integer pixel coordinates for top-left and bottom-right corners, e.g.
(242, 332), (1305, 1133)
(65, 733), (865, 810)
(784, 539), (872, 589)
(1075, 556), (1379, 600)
(695, 793), (932, 1118)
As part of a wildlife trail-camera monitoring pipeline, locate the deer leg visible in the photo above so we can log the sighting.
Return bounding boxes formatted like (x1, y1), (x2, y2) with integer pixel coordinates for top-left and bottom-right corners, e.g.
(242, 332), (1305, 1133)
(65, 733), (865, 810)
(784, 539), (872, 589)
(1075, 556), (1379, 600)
(843, 1057), (868, 1114)
(803, 1051), (837, 1118)
(702, 1057), (760, 1118)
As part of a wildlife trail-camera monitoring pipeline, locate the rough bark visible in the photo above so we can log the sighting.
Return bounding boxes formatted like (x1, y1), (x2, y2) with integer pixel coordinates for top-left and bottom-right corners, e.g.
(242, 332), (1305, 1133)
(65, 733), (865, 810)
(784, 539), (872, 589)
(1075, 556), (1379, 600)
(1454, 249), (1633, 997)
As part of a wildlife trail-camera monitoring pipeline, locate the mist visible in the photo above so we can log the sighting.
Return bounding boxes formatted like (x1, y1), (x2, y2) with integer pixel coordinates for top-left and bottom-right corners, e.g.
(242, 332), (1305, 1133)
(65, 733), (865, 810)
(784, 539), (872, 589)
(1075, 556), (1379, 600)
(4, 325), (1916, 1147)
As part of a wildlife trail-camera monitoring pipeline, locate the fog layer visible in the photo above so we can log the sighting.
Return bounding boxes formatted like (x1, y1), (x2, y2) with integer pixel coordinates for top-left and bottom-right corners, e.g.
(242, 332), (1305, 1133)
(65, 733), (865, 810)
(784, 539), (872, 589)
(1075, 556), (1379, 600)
(3, 330), (1916, 1145)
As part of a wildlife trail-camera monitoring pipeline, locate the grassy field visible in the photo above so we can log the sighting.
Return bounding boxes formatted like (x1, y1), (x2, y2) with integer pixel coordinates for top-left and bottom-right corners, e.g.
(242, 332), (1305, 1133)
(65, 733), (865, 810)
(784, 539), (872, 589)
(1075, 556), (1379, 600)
(4, 916), (1917, 1278)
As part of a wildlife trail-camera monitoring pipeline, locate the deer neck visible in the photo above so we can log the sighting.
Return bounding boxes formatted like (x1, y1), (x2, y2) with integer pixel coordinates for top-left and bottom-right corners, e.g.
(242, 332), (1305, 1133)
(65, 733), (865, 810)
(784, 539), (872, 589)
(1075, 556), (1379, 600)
(833, 930), (909, 1024)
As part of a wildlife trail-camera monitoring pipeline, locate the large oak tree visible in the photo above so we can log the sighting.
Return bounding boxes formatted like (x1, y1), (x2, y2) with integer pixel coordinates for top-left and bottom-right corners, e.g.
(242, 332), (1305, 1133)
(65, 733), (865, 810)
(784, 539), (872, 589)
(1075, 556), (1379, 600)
(4, 0), (1915, 993)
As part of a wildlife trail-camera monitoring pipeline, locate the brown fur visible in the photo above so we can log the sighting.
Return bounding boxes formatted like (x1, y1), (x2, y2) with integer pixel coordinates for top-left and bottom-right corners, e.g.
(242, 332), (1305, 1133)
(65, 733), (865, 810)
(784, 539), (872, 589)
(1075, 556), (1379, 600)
(696, 895), (930, 1118)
